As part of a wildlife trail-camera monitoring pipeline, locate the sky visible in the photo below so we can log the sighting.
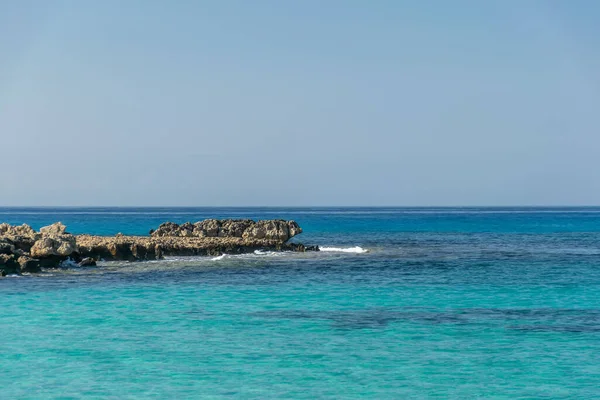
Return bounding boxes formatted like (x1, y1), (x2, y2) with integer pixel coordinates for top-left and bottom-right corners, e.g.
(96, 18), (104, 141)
(1, 0), (599, 206)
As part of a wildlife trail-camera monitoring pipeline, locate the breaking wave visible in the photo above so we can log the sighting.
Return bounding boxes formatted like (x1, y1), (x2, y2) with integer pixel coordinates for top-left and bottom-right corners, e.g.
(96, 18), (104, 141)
(319, 246), (369, 254)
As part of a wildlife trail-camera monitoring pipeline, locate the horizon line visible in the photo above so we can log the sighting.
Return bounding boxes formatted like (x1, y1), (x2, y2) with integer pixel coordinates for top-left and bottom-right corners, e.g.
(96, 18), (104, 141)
(1, 205), (600, 209)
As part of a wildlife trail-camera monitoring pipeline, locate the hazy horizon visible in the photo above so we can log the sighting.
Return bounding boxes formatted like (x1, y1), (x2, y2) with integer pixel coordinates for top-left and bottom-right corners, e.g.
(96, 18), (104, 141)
(2, 1), (599, 207)
(2, 205), (600, 209)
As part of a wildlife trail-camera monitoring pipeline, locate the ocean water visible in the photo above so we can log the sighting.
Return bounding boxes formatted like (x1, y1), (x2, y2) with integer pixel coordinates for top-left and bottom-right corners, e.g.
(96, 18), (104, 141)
(2, 207), (600, 399)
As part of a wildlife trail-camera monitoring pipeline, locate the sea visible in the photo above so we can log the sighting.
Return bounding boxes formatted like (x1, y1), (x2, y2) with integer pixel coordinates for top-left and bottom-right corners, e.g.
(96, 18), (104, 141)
(1, 207), (600, 399)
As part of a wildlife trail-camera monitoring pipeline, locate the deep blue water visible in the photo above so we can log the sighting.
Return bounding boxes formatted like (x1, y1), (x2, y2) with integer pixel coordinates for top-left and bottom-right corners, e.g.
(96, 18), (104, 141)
(2, 207), (600, 398)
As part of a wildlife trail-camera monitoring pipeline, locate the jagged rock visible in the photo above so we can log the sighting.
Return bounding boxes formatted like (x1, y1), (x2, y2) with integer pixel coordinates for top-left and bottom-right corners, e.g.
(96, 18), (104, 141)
(12, 248), (26, 257)
(38, 256), (68, 268)
(0, 239), (15, 255)
(75, 233), (315, 261)
(151, 222), (176, 237)
(179, 222), (194, 237)
(194, 219), (221, 237)
(130, 243), (160, 260)
(29, 223), (77, 259)
(107, 242), (136, 261)
(17, 256), (41, 273)
(0, 253), (19, 274)
(288, 221), (302, 238)
(151, 219), (303, 242)
(0, 224), (39, 253)
(1, 222), (77, 262)
(219, 219), (254, 237)
(30, 235), (77, 258)
(39, 222), (67, 236)
(0, 220), (315, 268)
(155, 244), (163, 259)
(8, 236), (36, 253)
(0, 223), (37, 237)
(78, 257), (96, 267)
(242, 220), (301, 241)
(287, 243), (320, 252)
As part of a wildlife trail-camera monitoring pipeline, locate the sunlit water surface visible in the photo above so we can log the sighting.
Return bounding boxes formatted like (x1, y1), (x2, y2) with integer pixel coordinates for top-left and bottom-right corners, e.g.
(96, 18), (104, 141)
(2, 207), (600, 398)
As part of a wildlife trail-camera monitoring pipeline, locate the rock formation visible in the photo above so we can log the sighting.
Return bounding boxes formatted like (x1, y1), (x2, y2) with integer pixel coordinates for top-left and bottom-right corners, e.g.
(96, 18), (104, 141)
(30, 222), (77, 258)
(150, 219), (302, 242)
(0, 219), (316, 275)
(0, 222), (78, 274)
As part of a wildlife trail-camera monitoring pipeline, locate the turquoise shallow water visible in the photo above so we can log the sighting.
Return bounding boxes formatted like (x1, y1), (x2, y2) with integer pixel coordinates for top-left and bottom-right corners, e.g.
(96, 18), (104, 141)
(2, 207), (600, 398)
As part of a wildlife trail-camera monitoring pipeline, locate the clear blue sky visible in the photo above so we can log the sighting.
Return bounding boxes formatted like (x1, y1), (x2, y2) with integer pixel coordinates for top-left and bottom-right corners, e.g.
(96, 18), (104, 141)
(1, 1), (599, 206)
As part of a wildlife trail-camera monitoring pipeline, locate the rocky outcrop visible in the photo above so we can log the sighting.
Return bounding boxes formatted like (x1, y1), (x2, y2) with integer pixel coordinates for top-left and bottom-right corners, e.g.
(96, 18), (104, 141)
(17, 256), (42, 273)
(242, 220), (302, 241)
(0, 222), (78, 274)
(0, 223), (37, 253)
(76, 235), (312, 260)
(0, 253), (19, 274)
(0, 223), (37, 237)
(0, 239), (16, 255)
(30, 234), (77, 258)
(151, 219), (302, 242)
(0, 219), (317, 274)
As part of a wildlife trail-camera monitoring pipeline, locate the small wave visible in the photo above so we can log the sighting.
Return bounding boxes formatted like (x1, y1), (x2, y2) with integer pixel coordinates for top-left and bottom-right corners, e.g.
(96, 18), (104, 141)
(59, 259), (79, 268)
(254, 250), (279, 256)
(211, 254), (227, 261)
(320, 246), (369, 254)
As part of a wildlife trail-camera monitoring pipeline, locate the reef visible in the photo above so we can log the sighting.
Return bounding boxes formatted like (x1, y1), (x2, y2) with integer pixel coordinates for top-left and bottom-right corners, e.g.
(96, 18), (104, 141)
(0, 219), (316, 275)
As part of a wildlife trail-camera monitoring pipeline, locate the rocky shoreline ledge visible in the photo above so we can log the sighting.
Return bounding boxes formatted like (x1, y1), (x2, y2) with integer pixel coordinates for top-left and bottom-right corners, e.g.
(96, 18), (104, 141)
(0, 219), (317, 275)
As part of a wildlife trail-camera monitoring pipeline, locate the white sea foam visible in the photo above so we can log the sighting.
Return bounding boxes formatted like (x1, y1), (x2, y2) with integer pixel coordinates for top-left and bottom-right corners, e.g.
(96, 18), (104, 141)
(152, 251), (288, 264)
(319, 246), (369, 254)
(59, 258), (79, 268)
(254, 250), (281, 256)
